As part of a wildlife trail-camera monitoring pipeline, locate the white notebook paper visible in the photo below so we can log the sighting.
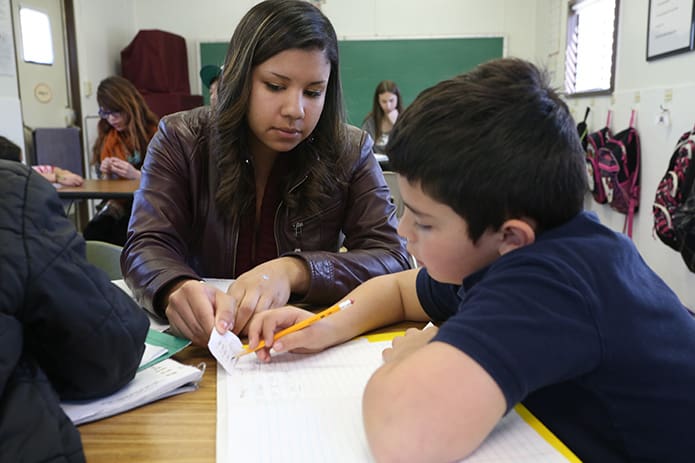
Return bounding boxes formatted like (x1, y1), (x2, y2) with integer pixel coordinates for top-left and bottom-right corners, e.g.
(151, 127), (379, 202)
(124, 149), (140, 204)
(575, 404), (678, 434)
(216, 337), (577, 462)
(61, 359), (204, 425)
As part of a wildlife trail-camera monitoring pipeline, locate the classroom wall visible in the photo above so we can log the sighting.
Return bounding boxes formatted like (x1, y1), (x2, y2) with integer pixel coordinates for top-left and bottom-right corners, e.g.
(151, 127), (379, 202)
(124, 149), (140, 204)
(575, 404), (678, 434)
(536, 0), (695, 308)
(0, 81), (24, 154)
(0, 0), (25, 154)
(72, 0), (138, 173)
(132, 0), (538, 96)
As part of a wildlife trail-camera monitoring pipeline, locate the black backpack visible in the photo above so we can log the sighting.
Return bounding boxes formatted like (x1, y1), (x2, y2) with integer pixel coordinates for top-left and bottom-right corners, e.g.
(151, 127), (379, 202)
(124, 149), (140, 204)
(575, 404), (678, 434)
(653, 124), (695, 251)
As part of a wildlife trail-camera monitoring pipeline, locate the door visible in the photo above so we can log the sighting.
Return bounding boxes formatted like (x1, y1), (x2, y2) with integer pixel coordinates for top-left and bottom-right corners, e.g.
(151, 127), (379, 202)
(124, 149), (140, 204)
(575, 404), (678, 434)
(11, 0), (73, 129)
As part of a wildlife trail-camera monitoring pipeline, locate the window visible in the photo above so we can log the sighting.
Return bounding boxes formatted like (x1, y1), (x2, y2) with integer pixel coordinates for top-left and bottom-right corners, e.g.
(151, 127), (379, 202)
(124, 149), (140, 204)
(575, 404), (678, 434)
(565, 0), (619, 96)
(19, 7), (54, 65)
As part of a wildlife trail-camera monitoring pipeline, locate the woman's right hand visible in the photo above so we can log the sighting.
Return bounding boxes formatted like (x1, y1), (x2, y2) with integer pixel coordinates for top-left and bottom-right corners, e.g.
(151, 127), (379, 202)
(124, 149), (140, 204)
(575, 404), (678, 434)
(386, 109), (399, 125)
(100, 157), (140, 180)
(165, 279), (235, 347)
(213, 256), (310, 336)
(109, 157), (141, 180)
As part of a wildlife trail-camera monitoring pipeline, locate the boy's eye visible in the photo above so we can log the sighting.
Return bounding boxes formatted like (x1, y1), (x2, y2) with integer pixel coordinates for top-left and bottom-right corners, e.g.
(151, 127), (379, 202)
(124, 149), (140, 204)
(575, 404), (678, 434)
(414, 222), (432, 231)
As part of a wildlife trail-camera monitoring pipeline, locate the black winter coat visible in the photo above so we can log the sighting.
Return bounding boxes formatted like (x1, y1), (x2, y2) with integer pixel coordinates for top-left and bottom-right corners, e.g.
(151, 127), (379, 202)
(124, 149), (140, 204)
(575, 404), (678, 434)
(0, 160), (149, 462)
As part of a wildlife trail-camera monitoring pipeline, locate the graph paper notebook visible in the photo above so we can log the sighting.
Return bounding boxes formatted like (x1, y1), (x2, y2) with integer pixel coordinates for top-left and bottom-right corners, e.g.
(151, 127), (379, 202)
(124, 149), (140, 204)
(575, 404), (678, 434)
(216, 334), (580, 462)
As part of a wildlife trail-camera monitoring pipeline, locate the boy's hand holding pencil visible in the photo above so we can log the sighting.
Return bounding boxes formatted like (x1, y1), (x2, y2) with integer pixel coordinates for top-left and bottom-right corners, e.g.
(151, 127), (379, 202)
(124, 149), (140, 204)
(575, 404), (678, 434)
(241, 299), (354, 362)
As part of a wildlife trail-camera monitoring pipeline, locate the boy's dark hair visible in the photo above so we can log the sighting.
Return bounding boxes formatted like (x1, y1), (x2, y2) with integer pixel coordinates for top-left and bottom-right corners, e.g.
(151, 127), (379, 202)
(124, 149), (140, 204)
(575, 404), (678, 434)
(0, 136), (21, 162)
(387, 58), (587, 242)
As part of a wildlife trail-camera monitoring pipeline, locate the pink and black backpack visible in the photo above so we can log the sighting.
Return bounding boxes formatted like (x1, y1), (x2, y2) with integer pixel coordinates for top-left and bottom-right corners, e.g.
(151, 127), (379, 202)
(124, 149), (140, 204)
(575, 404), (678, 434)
(596, 110), (641, 238)
(585, 111), (612, 204)
(653, 124), (695, 251)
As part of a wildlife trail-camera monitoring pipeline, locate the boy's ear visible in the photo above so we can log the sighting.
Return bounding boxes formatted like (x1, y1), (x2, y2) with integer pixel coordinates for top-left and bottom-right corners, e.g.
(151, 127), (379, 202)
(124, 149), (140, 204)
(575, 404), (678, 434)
(498, 219), (536, 256)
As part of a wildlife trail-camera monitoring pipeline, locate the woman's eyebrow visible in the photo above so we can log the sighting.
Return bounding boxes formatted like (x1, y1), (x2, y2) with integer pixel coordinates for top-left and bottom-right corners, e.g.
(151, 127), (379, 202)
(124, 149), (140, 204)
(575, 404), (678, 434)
(265, 71), (327, 86)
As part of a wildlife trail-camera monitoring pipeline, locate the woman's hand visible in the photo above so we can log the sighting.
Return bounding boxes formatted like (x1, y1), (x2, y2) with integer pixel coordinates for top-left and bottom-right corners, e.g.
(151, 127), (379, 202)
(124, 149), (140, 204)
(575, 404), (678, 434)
(386, 109), (399, 125)
(215, 257), (310, 335)
(165, 279), (235, 347)
(100, 157), (140, 180)
(110, 157), (141, 180)
(99, 157), (114, 176)
(165, 258), (310, 346)
(382, 324), (438, 364)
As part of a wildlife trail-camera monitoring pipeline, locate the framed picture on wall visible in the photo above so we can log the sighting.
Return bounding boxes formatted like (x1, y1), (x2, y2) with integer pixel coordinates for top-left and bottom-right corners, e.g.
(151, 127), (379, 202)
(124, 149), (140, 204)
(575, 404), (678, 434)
(647, 0), (695, 60)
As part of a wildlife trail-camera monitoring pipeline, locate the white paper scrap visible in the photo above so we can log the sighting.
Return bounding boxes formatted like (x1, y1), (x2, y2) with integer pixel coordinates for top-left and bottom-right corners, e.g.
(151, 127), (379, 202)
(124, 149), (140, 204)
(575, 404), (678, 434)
(208, 328), (244, 373)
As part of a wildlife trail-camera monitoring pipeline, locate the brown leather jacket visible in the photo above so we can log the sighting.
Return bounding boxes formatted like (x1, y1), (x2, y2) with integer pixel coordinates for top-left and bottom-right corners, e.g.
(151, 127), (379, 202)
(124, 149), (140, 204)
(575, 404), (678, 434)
(122, 107), (410, 318)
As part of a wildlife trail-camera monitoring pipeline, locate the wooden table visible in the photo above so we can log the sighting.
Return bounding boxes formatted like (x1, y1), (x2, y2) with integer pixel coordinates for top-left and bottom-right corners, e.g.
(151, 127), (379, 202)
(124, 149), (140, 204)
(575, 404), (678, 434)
(78, 322), (421, 463)
(56, 179), (140, 200)
(55, 179), (140, 230)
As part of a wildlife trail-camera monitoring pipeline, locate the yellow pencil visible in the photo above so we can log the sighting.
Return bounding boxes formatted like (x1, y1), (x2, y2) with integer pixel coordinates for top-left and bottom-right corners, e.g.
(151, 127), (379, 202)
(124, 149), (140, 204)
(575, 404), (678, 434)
(234, 298), (354, 359)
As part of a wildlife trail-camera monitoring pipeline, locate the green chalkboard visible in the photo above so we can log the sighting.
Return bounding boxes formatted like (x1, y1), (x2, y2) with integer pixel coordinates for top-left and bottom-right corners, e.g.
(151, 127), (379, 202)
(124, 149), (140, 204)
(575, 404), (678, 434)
(199, 37), (503, 123)
(339, 38), (503, 124)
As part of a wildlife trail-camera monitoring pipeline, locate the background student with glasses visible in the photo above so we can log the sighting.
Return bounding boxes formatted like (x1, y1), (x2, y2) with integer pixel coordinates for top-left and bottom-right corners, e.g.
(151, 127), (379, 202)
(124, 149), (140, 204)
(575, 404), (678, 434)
(83, 76), (159, 245)
(92, 76), (158, 181)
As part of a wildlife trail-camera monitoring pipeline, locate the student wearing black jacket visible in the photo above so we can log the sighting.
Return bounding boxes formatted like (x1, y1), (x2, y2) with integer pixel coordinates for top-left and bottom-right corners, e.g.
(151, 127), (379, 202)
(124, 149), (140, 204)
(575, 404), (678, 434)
(0, 160), (149, 462)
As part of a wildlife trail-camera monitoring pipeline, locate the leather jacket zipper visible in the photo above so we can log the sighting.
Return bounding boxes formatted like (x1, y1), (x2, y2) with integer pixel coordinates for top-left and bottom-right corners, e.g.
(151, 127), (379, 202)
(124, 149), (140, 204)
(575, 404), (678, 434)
(276, 175), (308, 254)
(292, 221), (303, 245)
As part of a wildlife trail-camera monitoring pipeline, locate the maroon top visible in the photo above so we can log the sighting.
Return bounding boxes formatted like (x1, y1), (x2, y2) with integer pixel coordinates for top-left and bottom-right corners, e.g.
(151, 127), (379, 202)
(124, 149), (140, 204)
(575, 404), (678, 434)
(235, 156), (291, 276)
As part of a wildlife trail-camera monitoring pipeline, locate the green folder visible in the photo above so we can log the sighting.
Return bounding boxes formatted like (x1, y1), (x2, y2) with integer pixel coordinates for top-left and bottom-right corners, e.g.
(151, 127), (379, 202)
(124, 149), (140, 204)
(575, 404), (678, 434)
(138, 329), (191, 371)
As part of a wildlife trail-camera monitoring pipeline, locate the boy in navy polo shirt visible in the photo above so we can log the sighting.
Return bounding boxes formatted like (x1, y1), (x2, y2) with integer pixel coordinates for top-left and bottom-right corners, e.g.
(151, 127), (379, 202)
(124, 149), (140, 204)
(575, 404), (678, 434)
(237, 58), (695, 462)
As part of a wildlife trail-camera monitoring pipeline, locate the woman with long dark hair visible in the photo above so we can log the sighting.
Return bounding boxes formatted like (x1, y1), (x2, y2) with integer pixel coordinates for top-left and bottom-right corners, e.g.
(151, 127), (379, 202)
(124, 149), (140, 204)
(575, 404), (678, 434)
(361, 80), (403, 154)
(123, 0), (410, 346)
